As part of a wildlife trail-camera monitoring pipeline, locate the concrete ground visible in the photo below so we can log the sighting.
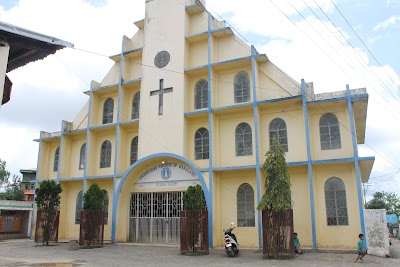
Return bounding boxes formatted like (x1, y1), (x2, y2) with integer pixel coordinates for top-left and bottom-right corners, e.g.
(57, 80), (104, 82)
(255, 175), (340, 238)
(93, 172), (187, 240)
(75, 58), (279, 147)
(0, 239), (399, 267)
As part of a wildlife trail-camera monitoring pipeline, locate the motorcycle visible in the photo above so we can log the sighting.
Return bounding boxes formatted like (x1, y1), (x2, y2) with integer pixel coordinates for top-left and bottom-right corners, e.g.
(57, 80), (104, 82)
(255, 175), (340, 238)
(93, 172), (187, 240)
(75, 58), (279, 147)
(223, 222), (239, 257)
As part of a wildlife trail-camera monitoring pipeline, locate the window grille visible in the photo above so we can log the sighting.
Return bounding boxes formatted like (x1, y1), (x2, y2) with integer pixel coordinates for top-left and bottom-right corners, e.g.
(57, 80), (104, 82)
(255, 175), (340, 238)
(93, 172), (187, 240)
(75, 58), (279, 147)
(234, 71), (250, 103)
(324, 177), (348, 226)
(132, 92), (140, 119)
(237, 183), (255, 227)
(130, 137), (139, 165)
(103, 190), (109, 225)
(100, 140), (112, 168)
(53, 147), (60, 172)
(269, 118), (288, 152)
(102, 98), (114, 124)
(194, 79), (208, 109)
(194, 128), (209, 160)
(235, 123), (253, 156)
(320, 113), (341, 150)
(79, 143), (86, 170)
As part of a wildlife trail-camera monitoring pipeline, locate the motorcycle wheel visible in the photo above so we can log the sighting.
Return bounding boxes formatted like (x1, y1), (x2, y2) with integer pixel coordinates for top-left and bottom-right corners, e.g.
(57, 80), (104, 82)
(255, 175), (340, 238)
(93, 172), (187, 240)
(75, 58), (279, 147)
(227, 250), (234, 257)
(234, 249), (239, 256)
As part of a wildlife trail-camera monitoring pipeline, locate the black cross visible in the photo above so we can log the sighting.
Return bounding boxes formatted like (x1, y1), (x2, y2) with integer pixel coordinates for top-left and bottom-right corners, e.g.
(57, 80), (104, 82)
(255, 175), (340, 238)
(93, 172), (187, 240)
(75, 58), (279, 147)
(150, 79), (173, 115)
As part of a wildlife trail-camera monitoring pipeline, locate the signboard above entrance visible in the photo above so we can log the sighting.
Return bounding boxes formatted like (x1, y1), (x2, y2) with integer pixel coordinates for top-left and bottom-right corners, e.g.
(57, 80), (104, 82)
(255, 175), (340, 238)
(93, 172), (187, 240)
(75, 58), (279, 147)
(135, 162), (199, 189)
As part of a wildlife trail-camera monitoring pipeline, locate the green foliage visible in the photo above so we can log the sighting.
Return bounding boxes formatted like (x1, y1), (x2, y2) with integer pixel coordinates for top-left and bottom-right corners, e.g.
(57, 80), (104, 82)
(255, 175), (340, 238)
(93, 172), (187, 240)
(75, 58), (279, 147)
(83, 184), (104, 211)
(183, 184), (205, 210)
(35, 180), (62, 245)
(258, 138), (292, 211)
(0, 158), (11, 187)
(0, 175), (24, 201)
(366, 191), (400, 217)
(35, 180), (62, 211)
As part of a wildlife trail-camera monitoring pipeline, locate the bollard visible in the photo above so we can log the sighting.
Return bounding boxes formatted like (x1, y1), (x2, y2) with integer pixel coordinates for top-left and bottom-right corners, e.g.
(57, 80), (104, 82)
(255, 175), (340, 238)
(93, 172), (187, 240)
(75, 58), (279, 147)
(69, 240), (79, 250)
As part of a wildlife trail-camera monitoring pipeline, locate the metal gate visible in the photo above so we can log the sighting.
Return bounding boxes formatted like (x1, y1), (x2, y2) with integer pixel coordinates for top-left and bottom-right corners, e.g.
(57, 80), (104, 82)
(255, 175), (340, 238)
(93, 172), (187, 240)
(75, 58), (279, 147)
(129, 192), (183, 244)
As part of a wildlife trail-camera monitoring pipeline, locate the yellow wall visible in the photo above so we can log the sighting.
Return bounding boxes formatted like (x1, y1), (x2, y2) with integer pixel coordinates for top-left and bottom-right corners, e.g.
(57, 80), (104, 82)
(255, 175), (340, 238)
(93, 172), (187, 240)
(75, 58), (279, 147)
(185, 118), (209, 168)
(213, 170), (258, 247)
(313, 163), (361, 249)
(59, 181), (82, 240)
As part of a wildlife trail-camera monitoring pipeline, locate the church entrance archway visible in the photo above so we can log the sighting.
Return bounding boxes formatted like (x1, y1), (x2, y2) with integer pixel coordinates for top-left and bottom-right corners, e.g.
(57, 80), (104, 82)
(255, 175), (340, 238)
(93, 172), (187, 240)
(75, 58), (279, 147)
(111, 153), (211, 246)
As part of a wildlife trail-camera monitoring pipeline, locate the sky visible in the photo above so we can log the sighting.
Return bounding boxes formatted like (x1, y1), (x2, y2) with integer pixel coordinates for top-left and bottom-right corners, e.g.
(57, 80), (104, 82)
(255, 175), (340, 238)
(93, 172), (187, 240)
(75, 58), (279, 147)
(0, 0), (399, 199)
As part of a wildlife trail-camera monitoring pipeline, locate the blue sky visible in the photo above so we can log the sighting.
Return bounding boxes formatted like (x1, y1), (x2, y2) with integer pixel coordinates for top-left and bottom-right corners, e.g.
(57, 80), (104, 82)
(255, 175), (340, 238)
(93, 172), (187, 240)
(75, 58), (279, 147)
(0, 0), (399, 197)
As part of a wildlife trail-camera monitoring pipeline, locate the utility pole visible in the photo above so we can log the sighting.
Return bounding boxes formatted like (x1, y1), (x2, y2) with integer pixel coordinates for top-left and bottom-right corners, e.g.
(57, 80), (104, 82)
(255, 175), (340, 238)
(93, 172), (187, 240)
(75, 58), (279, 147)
(363, 183), (372, 207)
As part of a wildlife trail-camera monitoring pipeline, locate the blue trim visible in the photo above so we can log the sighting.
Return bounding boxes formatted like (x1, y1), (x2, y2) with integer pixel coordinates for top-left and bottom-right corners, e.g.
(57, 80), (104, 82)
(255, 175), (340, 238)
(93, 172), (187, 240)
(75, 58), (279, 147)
(184, 64), (208, 72)
(256, 95), (302, 105)
(59, 177), (84, 181)
(122, 78), (142, 86)
(212, 102), (253, 112)
(359, 156), (375, 161)
(308, 93), (368, 104)
(301, 79), (317, 250)
(122, 48), (143, 56)
(251, 45), (262, 249)
(87, 174), (117, 180)
(56, 121), (63, 183)
(91, 83), (119, 92)
(185, 27), (232, 40)
(207, 12), (213, 248)
(30, 140), (42, 239)
(184, 109), (208, 117)
(111, 153), (210, 243)
(213, 165), (258, 171)
(62, 128), (86, 135)
(89, 123), (117, 131)
(111, 36), (125, 244)
(346, 85), (367, 250)
(118, 119), (139, 125)
(39, 136), (60, 141)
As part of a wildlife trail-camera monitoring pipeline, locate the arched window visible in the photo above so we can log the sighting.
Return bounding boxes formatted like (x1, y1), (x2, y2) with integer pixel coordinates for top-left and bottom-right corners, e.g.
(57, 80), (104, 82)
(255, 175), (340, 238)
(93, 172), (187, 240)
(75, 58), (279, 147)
(53, 147), (60, 172)
(130, 137), (139, 165)
(234, 71), (250, 103)
(235, 123), (253, 156)
(75, 190), (83, 224)
(194, 79), (208, 109)
(237, 183), (255, 227)
(79, 143), (86, 170)
(320, 113), (341, 150)
(194, 128), (209, 160)
(131, 92), (140, 120)
(103, 190), (109, 225)
(269, 118), (288, 152)
(102, 98), (114, 124)
(100, 140), (112, 168)
(325, 177), (348, 226)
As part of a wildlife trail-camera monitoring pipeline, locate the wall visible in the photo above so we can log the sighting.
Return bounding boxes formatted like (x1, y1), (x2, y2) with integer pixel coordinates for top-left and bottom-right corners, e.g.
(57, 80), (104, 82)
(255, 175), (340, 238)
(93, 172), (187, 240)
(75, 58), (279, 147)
(364, 209), (390, 257)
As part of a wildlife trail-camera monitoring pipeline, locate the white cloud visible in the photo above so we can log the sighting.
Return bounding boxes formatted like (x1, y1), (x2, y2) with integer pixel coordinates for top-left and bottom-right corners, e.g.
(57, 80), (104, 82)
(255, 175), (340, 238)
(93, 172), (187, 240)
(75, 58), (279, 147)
(373, 15), (400, 31)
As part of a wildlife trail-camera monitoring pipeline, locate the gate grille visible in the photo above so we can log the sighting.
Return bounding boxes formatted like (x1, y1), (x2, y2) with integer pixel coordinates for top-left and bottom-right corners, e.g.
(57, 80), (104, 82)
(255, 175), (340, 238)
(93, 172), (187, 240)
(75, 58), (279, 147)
(129, 192), (183, 243)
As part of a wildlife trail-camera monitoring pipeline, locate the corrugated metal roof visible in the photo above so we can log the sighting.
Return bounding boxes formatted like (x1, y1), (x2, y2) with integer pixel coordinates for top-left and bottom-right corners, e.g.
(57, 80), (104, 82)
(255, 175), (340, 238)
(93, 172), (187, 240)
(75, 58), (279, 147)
(0, 21), (74, 73)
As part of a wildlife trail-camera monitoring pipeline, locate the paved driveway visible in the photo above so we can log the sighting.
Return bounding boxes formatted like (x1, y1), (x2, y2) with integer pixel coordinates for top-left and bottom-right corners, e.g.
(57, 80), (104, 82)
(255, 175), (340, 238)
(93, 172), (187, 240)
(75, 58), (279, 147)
(1, 239), (399, 266)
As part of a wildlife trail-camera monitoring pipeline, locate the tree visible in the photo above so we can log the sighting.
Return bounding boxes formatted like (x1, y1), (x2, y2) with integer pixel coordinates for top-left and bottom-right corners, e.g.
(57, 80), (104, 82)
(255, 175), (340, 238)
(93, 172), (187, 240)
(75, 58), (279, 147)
(0, 175), (24, 201)
(82, 184), (104, 247)
(182, 184), (206, 253)
(0, 158), (11, 188)
(258, 138), (292, 211)
(35, 180), (62, 245)
(366, 191), (400, 217)
(258, 138), (293, 259)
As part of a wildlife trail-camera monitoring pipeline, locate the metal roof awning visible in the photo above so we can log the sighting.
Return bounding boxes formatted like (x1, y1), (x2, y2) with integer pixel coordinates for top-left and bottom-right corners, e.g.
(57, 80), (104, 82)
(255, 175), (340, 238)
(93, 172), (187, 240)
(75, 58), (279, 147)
(0, 21), (74, 73)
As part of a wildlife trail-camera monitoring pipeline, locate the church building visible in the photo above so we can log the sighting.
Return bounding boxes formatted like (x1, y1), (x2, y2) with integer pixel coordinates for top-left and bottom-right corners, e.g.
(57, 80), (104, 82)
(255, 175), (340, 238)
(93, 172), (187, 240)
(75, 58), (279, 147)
(33, 0), (375, 249)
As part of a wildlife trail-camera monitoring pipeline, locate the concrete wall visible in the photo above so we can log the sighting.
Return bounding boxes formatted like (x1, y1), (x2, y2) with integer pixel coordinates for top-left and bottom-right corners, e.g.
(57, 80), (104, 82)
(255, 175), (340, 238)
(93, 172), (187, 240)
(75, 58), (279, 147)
(365, 209), (390, 257)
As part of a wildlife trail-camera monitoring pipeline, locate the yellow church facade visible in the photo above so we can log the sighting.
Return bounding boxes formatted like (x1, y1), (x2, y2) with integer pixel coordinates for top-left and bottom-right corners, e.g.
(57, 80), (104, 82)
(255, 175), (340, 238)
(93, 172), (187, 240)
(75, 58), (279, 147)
(33, 0), (374, 249)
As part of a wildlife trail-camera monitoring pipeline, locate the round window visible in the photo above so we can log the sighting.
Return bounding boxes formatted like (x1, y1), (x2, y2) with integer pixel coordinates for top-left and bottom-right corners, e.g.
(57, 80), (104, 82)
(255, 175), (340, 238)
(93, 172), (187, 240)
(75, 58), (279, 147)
(154, 51), (170, 68)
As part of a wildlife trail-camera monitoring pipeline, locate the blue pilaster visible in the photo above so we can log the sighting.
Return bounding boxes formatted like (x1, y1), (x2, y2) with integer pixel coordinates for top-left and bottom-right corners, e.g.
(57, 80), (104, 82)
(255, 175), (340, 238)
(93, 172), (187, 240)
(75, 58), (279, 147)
(250, 45), (262, 249)
(206, 12), (213, 248)
(30, 138), (42, 240)
(346, 84), (367, 249)
(111, 36), (125, 244)
(301, 79), (317, 250)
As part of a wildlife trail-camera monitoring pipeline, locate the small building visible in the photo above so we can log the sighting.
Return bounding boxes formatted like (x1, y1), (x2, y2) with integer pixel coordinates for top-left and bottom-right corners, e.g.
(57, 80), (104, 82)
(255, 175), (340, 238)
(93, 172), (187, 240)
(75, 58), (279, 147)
(0, 200), (32, 240)
(20, 169), (36, 202)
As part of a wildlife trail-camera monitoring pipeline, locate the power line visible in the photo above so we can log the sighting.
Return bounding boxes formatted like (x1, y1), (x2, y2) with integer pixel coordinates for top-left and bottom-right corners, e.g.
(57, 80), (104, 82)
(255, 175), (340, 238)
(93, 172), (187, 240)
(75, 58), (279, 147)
(329, 0), (400, 94)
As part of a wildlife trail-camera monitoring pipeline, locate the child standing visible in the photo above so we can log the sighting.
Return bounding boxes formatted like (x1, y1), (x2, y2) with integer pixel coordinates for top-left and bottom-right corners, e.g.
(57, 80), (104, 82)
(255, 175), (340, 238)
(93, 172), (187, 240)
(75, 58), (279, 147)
(355, 234), (366, 263)
(294, 232), (302, 254)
